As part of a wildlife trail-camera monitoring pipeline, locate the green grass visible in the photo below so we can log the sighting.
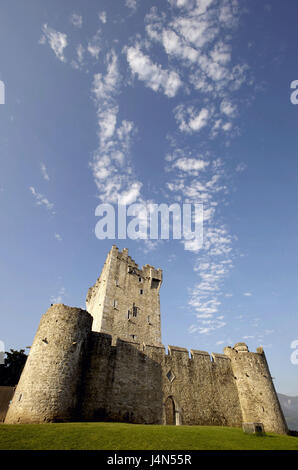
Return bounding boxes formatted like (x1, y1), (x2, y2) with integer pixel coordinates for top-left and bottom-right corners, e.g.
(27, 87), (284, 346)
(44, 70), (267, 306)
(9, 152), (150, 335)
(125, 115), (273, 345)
(0, 422), (298, 450)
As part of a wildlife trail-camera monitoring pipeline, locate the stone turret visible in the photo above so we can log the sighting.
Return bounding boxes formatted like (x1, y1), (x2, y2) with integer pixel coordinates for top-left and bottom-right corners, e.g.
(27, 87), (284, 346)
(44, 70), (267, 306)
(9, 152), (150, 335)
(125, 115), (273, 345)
(224, 343), (288, 434)
(3, 247), (288, 433)
(86, 246), (163, 346)
(5, 304), (92, 424)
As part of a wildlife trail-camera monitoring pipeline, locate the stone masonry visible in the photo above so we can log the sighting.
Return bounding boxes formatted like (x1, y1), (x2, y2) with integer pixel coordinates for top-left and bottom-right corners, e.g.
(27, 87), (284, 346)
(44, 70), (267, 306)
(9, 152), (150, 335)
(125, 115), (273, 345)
(5, 246), (288, 434)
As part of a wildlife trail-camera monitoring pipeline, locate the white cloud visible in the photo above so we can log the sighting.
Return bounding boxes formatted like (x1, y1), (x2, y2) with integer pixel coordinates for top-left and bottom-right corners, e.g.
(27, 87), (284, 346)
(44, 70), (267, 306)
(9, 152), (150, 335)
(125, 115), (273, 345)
(71, 44), (85, 70)
(118, 182), (142, 205)
(39, 24), (68, 62)
(88, 30), (102, 60)
(161, 29), (198, 62)
(70, 13), (83, 28)
(220, 99), (237, 117)
(99, 11), (107, 24)
(175, 105), (210, 133)
(166, 143), (234, 334)
(29, 186), (55, 214)
(40, 163), (49, 181)
(90, 50), (142, 204)
(173, 157), (209, 173)
(77, 44), (84, 63)
(243, 292), (252, 297)
(145, 0), (250, 103)
(54, 233), (62, 242)
(236, 162), (247, 172)
(126, 45), (182, 97)
(125, 0), (138, 11)
(51, 287), (65, 304)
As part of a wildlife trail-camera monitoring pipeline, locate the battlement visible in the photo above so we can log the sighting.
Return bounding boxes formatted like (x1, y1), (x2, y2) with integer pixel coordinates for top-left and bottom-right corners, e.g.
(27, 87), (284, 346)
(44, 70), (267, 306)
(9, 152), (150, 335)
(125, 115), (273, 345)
(5, 246), (288, 434)
(224, 343), (265, 357)
(89, 333), (243, 370)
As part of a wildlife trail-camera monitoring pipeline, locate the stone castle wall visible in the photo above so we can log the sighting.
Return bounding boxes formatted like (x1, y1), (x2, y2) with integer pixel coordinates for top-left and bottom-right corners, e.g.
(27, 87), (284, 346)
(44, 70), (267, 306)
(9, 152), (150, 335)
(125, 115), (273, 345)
(4, 246), (288, 434)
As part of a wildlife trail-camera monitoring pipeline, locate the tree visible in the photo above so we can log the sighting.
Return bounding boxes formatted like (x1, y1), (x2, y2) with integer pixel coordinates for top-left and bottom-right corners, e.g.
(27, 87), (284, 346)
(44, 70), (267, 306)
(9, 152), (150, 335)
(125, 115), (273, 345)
(0, 349), (28, 386)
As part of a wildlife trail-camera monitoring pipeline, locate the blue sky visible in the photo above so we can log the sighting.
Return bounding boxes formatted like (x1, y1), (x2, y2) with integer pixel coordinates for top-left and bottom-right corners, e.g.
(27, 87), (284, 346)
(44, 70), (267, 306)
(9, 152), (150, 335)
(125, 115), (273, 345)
(0, 0), (298, 395)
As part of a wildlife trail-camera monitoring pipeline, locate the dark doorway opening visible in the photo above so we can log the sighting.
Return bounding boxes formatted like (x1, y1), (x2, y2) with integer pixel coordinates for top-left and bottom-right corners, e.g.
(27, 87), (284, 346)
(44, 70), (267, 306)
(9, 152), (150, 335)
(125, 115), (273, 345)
(165, 396), (176, 425)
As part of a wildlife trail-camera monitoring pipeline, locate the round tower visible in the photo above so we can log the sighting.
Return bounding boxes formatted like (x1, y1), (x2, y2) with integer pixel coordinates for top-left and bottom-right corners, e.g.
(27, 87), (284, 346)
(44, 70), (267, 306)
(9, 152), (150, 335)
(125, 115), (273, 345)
(224, 343), (288, 434)
(5, 304), (92, 424)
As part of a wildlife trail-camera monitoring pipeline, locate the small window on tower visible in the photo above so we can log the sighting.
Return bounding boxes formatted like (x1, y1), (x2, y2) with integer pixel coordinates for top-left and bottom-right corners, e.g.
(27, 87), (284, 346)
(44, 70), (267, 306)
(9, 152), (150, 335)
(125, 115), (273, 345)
(138, 277), (142, 282)
(131, 334), (137, 341)
(132, 304), (138, 317)
(140, 289), (143, 295)
(128, 310), (131, 319)
(113, 299), (118, 309)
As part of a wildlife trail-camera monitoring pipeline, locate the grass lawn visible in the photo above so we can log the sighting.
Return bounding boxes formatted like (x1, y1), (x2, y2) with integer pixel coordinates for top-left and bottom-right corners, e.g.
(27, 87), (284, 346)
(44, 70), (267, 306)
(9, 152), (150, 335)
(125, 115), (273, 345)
(0, 422), (298, 450)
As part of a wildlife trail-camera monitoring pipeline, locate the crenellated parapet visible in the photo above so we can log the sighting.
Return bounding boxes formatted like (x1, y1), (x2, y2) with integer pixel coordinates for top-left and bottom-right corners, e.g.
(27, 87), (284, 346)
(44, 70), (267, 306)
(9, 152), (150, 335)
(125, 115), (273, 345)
(4, 246), (288, 433)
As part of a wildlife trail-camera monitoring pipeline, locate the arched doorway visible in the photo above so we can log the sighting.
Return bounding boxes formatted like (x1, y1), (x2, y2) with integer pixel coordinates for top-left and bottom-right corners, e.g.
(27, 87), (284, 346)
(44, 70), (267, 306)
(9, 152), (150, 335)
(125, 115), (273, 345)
(165, 396), (176, 425)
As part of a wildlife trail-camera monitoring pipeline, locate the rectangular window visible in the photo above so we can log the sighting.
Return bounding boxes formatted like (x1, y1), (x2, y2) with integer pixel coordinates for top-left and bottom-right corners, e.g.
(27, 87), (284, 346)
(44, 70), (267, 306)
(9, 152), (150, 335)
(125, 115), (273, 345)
(138, 277), (142, 282)
(113, 299), (118, 309)
(140, 289), (143, 295)
(132, 304), (138, 317)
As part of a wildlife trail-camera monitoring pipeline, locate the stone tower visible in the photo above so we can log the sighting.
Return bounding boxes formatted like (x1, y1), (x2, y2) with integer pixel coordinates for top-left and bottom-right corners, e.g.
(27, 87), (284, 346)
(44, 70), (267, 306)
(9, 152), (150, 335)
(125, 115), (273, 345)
(5, 304), (92, 424)
(86, 245), (163, 346)
(224, 343), (288, 434)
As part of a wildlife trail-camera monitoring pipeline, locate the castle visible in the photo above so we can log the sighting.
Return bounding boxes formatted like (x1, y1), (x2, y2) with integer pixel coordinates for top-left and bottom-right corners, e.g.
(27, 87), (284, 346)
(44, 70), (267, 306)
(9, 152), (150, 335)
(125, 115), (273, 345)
(5, 246), (288, 433)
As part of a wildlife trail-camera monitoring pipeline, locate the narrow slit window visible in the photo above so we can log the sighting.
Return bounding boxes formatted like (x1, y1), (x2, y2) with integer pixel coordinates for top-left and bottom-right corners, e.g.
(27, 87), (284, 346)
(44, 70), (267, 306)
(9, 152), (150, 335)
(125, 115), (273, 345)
(132, 304), (138, 317)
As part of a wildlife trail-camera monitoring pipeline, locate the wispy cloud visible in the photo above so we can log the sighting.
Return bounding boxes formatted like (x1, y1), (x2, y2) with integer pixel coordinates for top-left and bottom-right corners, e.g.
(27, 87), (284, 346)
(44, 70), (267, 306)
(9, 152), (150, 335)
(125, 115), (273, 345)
(51, 286), (65, 304)
(126, 44), (182, 97)
(54, 233), (62, 242)
(148, 0), (254, 335)
(125, 0), (138, 12)
(40, 163), (49, 181)
(29, 186), (55, 214)
(236, 162), (247, 173)
(90, 50), (142, 205)
(99, 11), (107, 24)
(88, 30), (102, 60)
(39, 24), (68, 62)
(174, 105), (210, 133)
(70, 13), (83, 29)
